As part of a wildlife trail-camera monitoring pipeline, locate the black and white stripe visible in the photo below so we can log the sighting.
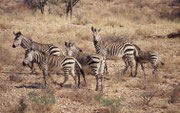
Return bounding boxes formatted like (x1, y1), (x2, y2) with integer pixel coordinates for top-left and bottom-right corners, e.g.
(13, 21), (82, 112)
(22, 49), (85, 88)
(133, 44), (164, 77)
(12, 32), (64, 74)
(91, 27), (136, 77)
(65, 42), (106, 91)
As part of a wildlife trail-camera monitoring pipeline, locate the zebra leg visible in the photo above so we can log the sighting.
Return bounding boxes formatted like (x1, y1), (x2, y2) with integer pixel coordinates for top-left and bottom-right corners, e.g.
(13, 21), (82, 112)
(151, 61), (158, 75)
(27, 62), (36, 74)
(104, 62), (108, 74)
(71, 68), (77, 86)
(134, 61), (139, 77)
(76, 69), (81, 87)
(140, 63), (146, 78)
(152, 65), (158, 75)
(100, 74), (103, 91)
(76, 65), (86, 87)
(60, 68), (69, 87)
(81, 69), (86, 87)
(122, 56), (129, 75)
(95, 74), (99, 91)
(123, 65), (129, 75)
(128, 59), (134, 77)
(42, 70), (48, 88)
(100, 60), (105, 91)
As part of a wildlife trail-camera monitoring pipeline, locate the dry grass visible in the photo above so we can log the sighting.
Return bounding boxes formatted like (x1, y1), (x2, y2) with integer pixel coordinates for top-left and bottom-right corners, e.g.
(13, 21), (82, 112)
(60, 89), (100, 106)
(0, 0), (180, 112)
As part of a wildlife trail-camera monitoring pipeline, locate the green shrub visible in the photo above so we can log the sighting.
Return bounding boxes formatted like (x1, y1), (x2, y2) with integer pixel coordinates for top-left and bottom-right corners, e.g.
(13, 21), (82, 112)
(96, 95), (124, 113)
(28, 90), (56, 105)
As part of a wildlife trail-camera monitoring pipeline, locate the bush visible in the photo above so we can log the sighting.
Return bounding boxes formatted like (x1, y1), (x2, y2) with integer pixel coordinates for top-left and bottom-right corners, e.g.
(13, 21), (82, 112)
(26, 90), (56, 112)
(28, 90), (56, 105)
(96, 95), (124, 113)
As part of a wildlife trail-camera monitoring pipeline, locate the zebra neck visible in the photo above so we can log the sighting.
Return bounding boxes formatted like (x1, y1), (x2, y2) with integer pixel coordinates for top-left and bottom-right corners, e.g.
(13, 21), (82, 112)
(21, 36), (33, 50)
(33, 52), (44, 65)
(95, 41), (107, 56)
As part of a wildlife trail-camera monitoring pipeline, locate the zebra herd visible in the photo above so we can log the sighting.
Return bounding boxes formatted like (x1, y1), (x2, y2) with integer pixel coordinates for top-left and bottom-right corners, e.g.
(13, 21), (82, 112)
(12, 27), (164, 91)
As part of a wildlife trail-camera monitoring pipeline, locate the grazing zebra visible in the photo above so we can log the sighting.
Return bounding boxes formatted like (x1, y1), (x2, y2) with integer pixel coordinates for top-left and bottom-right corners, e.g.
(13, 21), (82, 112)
(22, 49), (85, 88)
(12, 31), (64, 74)
(91, 27), (136, 77)
(133, 44), (164, 77)
(65, 42), (106, 91)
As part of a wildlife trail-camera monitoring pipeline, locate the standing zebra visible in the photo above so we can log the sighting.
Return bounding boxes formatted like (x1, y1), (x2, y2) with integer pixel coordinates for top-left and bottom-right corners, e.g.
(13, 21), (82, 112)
(22, 49), (85, 88)
(12, 32), (64, 74)
(133, 44), (164, 77)
(91, 27), (137, 77)
(65, 42), (106, 91)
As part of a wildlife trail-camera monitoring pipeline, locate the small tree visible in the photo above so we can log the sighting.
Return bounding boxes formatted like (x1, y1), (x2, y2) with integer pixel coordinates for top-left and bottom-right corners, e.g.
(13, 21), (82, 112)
(66, 0), (80, 19)
(24, 0), (47, 14)
(24, 0), (80, 18)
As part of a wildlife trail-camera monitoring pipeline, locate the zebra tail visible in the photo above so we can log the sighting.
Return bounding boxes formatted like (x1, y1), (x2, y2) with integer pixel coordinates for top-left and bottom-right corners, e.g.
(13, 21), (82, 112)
(133, 44), (141, 61)
(74, 58), (86, 85)
(74, 58), (85, 78)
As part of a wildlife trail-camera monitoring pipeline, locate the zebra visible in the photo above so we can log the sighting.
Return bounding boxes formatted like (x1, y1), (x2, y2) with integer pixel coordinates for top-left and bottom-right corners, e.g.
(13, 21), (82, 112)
(133, 44), (164, 77)
(91, 27), (137, 77)
(22, 49), (85, 88)
(65, 42), (106, 91)
(12, 31), (64, 74)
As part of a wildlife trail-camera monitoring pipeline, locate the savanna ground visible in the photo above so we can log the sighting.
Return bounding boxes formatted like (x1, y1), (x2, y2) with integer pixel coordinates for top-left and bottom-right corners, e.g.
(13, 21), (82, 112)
(0, 0), (180, 113)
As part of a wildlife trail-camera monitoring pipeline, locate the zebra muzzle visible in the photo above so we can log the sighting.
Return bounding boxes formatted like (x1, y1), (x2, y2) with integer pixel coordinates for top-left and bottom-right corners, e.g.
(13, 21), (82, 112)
(22, 62), (27, 66)
(12, 45), (16, 48)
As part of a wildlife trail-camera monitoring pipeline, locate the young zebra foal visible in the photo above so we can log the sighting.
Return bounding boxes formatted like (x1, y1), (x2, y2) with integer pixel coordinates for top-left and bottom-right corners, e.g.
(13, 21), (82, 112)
(65, 42), (106, 91)
(22, 49), (85, 88)
(133, 44), (164, 77)
(12, 32), (64, 74)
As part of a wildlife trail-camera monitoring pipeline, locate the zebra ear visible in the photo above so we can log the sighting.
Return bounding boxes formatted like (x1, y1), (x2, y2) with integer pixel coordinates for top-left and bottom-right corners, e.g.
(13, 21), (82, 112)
(91, 27), (94, 32)
(91, 27), (97, 32)
(98, 28), (101, 32)
(13, 32), (16, 35)
(65, 42), (68, 47)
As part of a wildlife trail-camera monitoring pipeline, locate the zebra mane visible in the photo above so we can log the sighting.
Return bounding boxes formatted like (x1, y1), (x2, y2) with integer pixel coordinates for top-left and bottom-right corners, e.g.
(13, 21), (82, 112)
(22, 35), (33, 42)
(14, 31), (33, 42)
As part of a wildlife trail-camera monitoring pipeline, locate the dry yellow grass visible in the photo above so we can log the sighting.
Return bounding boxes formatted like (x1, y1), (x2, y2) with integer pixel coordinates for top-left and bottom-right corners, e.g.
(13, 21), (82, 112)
(0, 0), (180, 113)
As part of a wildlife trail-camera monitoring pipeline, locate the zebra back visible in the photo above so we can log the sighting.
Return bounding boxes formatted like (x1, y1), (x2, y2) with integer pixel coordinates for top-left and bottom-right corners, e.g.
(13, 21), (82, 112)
(24, 50), (77, 72)
(13, 32), (64, 56)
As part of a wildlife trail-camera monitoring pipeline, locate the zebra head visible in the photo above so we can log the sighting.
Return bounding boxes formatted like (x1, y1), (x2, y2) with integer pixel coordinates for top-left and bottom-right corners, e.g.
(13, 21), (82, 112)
(91, 27), (107, 56)
(65, 42), (82, 57)
(22, 49), (35, 66)
(12, 32), (22, 48)
(91, 27), (102, 44)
